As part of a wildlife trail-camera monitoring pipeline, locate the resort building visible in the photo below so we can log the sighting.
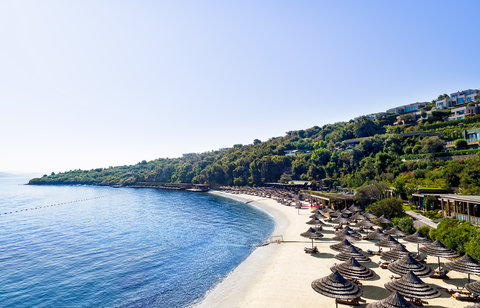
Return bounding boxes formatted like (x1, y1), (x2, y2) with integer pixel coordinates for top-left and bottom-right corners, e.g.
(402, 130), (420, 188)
(386, 102), (427, 114)
(440, 194), (480, 225)
(445, 128), (480, 149)
(284, 149), (310, 156)
(447, 104), (480, 121)
(436, 89), (479, 110)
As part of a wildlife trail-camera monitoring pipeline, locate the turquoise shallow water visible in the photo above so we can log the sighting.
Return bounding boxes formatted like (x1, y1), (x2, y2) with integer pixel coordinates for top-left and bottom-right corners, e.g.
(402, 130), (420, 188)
(0, 175), (274, 307)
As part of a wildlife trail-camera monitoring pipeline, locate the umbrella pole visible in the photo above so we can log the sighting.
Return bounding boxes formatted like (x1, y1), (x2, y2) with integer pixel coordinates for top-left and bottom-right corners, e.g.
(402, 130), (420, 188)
(311, 238), (314, 249)
(468, 273), (471, 283)
(417, 243), (420, 257)
(335, 299), (338, 308)
(438, 256), (441, 270)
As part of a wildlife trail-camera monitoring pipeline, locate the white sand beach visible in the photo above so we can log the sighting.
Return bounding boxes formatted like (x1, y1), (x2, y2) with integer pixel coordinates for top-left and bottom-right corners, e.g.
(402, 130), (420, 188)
(197, 191), (474, 308)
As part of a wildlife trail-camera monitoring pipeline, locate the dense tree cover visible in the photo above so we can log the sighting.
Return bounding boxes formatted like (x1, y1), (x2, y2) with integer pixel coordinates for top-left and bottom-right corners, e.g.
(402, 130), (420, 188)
(429, 218), (480, 257)
(367, 198), (405, 219)
(29, 110), (480, 193)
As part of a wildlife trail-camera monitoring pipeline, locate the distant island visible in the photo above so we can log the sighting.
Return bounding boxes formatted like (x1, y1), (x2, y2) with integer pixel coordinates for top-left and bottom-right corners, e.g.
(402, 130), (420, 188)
(30, 88), (480, 195)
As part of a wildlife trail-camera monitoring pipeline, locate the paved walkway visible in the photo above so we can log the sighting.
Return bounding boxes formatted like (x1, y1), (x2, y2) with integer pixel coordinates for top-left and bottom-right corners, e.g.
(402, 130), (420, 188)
(406, 210), (438, 229)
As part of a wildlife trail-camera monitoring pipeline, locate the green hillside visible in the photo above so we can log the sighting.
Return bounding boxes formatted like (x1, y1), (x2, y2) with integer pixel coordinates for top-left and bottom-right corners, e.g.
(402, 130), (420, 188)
(29, 93), (480, 194)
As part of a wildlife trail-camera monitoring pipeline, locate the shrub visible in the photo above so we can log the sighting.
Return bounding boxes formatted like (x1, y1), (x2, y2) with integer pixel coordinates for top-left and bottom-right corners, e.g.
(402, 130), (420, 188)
(430, 218), (477, 254)
(367, 198), (405, 219)
(398, 217), (415, 234)
(455, 139), (468, 150)
(417, 225), (432, 239)
(465, 234), (480, 261)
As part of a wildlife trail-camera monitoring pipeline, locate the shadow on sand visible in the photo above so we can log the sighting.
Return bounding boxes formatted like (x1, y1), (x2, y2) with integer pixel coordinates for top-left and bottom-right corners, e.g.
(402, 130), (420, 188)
(311, 252), (335, 259)
(361, 285), (390, 300)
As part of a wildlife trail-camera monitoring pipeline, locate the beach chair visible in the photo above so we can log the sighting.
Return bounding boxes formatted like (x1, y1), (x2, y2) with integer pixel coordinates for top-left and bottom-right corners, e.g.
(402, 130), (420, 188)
(430, 268), (449, 279)
(451, 292), (480, 302)
(335, 297), (361, 306)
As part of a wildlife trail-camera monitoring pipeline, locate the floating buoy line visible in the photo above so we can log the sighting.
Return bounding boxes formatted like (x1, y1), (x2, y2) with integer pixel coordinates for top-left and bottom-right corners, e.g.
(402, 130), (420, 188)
(0, 196), (106, 216)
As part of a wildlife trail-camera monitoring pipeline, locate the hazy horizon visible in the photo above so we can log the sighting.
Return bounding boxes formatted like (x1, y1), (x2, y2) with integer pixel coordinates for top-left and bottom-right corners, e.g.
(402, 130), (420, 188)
(2, 1), (480, 174)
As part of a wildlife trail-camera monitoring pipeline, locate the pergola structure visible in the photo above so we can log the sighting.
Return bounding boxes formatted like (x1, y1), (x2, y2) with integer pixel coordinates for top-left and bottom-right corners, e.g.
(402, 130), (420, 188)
(309, 193), (354, 210)
(440, 194), (480, 225)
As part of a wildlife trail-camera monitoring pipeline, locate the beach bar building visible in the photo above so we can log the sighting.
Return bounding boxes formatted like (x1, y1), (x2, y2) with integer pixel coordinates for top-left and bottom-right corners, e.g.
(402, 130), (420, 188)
(440, 194), (480, 225)
(309, 193), (354, 210)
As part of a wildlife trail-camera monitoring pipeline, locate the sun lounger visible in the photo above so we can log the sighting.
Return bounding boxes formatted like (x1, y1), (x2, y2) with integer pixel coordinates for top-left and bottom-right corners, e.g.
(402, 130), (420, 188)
(304, 246), (318, 254)
(451, 292), (480, 302)
(335, 297), (361, 306)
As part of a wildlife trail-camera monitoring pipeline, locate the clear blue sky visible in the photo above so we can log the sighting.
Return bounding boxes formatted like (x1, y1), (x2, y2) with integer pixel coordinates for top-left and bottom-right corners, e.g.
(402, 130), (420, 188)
(1, 0), (479, 173)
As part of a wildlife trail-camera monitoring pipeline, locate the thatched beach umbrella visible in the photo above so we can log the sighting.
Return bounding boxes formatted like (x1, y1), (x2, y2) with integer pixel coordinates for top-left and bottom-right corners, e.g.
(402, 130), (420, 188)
(365, 228), (385, 241)
(375, 235), (402, 249)
(333, 214), (350, 224)
(341, 208), (353, 216)
(381, 245), (423, 262)
(350, 212), (366, 221)
(376, 215), (394, 225)
(349, 204), (362, 212)
(387, 253), (433, 278)
(330, 210), (342, 217)
(335, 225), (355, 234)
(306, 216), (326, 226)
(330, 239), (362, 253)
(419, 240), (460, 270)
(444, 253), (480, 282)
(323, 207), (335, 213)
(403, 231), (431, 256)
(364, 210), (377, 219)
(465, 280), (480, 295)
(331, 257), (376, 280)
(384, 226), (407, 238)
(300, 227), (324, 248)
(311, 271), (363, 308)
(309, 211), (327, 219)
(366, 291), (415, 308)
(332, 229), (361, 242)
(357, 218), (374, 227)
(384, 271), (440, 300)
(335, 245), (371, 263)
(465, 304), (480, 308)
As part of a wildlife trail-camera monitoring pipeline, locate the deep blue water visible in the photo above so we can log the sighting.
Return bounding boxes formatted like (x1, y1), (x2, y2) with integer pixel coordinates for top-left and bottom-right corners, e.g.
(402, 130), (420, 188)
(0, 175), (274, 307)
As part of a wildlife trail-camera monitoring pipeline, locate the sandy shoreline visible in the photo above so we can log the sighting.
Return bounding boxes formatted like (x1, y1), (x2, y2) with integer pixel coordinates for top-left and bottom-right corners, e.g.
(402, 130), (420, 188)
(196, 191), (472, 308)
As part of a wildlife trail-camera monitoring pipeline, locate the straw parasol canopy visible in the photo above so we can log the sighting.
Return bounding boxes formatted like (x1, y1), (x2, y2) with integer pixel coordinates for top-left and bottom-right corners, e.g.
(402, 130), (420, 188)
(331, 257), (376, 280)
(335, 245), (371, 263)
(364, 210), (377, 219)
(381, 245), (423, 262)
(333, 214), (350, 224)
(306, 216), (326, 225)
(465, 280), (480, 295)
(341, 208), (353, 216)
(384, 271), (440, 299)
(419, 240), (460, 270)
(444, 253), (480, 282)
(357, 218), (376, 228)
(366, 291), (415, 308)
(365, 228), (385, 241)
(335, 225), (355, 234)
(384, 226), (407, 238)
(375, 215), (394, 225)
(332, 229), (361, 242)
(465, 304), (480, 308)
(300, 227), (324, 248)
(330, 210), (342, 217)
(387, 253), (433, 277)
(309, 211), (327, 219)
(350, 212), (366, 221)
(311, 270), (363, 308)
(375, 235), (401, 249)
(323, 207), (335, 213)
(404, 231), (431, 256)
(330, 239), (362, 253)
(349, 204), (362, 212)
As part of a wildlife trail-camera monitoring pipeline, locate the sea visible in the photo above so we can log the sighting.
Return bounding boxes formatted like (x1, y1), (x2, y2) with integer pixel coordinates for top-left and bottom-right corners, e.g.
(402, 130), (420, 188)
(0, 174), (274, 307)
